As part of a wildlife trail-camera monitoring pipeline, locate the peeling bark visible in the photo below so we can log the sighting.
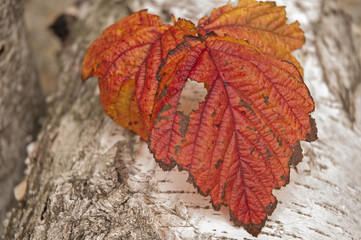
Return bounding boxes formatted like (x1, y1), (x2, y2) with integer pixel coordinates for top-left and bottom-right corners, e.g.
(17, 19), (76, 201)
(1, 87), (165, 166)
(3, 0), (361, 239)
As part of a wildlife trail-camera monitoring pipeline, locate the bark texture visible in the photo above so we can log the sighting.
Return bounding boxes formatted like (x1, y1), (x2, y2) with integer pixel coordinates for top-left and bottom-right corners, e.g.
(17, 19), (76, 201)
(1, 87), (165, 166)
(315, 0), (361, 126)
(3, 0), (361, 239)
(0, 0), (45, 236)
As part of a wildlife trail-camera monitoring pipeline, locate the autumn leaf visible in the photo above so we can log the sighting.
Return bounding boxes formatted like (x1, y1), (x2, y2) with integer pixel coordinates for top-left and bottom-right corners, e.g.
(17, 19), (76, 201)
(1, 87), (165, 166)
(82, 0), (317, 237)
(149, 34), (316, 236)
(82, 10), (196, 140)
(198, 0), (304, 73)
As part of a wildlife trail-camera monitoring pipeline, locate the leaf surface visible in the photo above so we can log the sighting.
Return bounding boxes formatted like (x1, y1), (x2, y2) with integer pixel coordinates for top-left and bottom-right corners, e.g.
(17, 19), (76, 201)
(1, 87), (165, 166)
(82, 11), (196, 140)
(198, 0), (304, 72)
(149, 34), (315, 236)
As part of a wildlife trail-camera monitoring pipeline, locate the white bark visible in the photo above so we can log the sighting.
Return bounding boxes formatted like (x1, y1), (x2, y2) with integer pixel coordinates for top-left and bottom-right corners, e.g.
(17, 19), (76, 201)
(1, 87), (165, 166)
(3, 0), (361, 239)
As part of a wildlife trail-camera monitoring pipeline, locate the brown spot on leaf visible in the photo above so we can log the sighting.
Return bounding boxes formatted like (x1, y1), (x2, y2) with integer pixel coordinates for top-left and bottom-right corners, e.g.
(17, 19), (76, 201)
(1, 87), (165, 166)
(175, 145), (180, 154)
(178, 112), (190, 138)
(238, 98), (254, 114)
(156, 85), (168, 101)
(215, 159), (222, 169)
(263, 96), (269, 105)
(221, 182), (227, 200)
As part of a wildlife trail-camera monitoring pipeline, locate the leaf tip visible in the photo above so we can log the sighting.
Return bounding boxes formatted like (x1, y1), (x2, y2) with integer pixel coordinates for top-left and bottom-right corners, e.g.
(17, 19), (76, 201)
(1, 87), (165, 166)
(81, 70), (90, 83)
(230, 200), (278, 237)
(81, 51), (97, 82)
(171, 14), (176, 25)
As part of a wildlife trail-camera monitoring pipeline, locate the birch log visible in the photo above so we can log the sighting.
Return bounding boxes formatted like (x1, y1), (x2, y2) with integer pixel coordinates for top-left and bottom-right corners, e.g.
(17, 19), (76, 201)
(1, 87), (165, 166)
(0, 0), (45, 236)
(3, 0), (361, 239)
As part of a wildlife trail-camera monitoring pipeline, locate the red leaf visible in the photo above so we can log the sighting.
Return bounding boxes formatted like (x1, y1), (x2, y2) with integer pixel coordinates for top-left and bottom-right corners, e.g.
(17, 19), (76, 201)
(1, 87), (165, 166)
(82, 11), (196, 140)
(149, 35), (315, 236)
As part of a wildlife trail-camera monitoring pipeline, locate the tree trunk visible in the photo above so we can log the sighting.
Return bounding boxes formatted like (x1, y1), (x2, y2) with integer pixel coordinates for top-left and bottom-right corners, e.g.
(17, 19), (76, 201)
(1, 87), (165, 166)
(3, 0), (361, 239)
(0, 0), (45, 236)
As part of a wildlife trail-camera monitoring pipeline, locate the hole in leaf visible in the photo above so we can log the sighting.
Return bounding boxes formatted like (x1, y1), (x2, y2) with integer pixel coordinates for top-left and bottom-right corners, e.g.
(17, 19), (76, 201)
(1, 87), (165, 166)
(177, 78), (207, 115)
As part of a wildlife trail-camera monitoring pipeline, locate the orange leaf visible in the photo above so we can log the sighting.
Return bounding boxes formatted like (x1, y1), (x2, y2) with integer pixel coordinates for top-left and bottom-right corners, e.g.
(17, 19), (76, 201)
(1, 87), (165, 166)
(198, 0), (304, 73)
(149, 34), (316, 236)
(82, 11), (196, 140)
